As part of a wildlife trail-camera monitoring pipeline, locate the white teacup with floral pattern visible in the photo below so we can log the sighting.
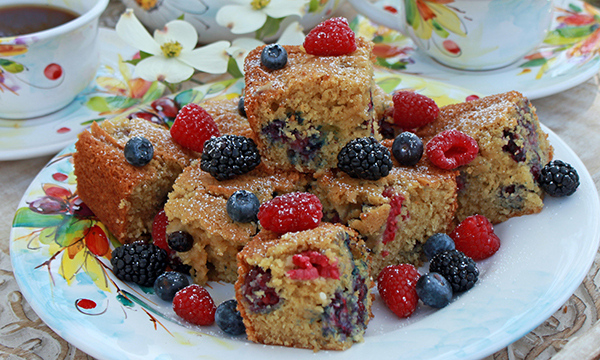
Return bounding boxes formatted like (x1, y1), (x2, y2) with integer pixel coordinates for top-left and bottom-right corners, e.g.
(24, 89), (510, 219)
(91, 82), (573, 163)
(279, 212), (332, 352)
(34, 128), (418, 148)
(0, 0), (108, 119)
(348, 0), (554, 71)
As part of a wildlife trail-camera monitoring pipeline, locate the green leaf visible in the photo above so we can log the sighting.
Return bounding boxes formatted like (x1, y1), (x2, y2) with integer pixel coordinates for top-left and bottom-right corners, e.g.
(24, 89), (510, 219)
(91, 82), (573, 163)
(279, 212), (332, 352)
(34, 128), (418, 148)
(556, 25), (595, 38)
(405, 0), (418, 28)
(0, 59), (25, 73)
(105, 96), (140, 110)
(85, 97), (112, 113)
(376, 76), (402, 94)
(12, 207), (66, 228)
(375, 58), (408, 71)
(140, 81), (163, 103)
(544, 31), (588, 45)
(569, 3), (582, 12)
(431, 19), (450, 38)
(56, 217), (89, 247)
(349, 16), (360, 32)
(174, 89), (205, 107)
(227, 57), (243, 79)
(39, 226), (57, 245)
(80, 118), (105, 126)
(124, 51), (154, 66)
(308, 0), (320, 12)
(177, 14), (184, 20)
(255, 16), (284, 40)
(206, 79), (237, 95)
(520, 58), (548, 68)
(117, 293), (134, 307)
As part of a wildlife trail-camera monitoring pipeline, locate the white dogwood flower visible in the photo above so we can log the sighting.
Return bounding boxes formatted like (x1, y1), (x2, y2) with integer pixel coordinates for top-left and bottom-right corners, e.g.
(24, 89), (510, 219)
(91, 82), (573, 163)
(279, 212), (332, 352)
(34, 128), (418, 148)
(116, 9), (230, 83)
(216, 0), (308, 35)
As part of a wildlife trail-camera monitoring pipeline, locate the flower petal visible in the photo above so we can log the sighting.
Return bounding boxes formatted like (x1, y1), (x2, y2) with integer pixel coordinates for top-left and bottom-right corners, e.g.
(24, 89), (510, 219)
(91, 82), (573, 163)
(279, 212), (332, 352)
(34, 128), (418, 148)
(154, 20), (198, 51)
(135, 56), (194, 83)
(216, 5), (267, 34)
(277, 21), (305, 45)
(228, 38), (265, 74)
(115, 9), (162, 55)
(263, 0), (307, 19)
(179, 41), (231, 74)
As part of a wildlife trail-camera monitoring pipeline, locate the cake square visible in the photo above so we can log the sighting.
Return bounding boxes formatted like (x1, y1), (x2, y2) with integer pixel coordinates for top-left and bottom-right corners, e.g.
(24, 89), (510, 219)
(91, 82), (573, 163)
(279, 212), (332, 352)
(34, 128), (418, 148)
(243, 37), (380, 173)
(417, 91), (554, 223)
(235, 222), (373, 351)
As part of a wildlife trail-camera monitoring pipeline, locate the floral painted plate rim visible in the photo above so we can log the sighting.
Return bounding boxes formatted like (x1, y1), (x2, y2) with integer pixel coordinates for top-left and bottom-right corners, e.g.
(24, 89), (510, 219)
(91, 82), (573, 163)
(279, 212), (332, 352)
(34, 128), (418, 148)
(351, 0), (600, 100)
(0, 28), (164, 162)
(9, 78), (600, 360)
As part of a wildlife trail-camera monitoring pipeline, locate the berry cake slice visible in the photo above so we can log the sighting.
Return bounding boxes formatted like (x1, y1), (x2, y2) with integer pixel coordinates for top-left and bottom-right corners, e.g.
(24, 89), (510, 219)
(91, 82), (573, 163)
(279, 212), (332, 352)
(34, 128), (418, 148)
(235, 222), (373, 351)
(164, 162), (311, 285)
(74, 118), (199, 243)
(243, 37), (380, 174)
(417, 91), (553, 223)
(312, 152), (458, 276)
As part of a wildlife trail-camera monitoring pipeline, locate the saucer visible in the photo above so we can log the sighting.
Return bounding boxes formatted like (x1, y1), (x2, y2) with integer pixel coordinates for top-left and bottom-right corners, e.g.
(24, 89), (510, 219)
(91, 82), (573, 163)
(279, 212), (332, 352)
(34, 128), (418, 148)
(351, 0), (600, 99)
(0, 28), (164, 161)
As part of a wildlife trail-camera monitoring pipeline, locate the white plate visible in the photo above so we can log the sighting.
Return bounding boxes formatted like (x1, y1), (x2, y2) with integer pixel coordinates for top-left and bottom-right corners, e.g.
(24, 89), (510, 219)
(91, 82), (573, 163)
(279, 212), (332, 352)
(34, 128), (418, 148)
(350, 0), (600, 99)
(0, 28), (164, 161)
(9, 112), (599, 360)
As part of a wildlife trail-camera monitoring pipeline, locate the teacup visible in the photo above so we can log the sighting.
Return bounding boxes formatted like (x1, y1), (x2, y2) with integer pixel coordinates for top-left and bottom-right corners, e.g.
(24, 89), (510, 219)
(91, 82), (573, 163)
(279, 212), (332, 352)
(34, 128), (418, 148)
(348, 0), (554, 71)
(0, 0), (108, 119)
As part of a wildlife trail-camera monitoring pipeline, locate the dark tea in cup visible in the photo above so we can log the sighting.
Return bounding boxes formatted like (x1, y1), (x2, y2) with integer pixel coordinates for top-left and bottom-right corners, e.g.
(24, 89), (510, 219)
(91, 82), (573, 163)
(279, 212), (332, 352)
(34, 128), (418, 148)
(0, 4), (78, 37)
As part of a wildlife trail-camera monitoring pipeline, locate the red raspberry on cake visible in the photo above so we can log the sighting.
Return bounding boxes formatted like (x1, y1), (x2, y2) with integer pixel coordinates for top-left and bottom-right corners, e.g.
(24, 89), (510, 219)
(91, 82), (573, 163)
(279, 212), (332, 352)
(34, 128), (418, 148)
(173, 284), (216, 326)
(377, 264), (420, 318)
(426, 129), (479, 170)
(257, 192), (323, 233)
(451, 214), (501, 260)
(170, 103), (220, 153)
(393, 91), (439, 129)
(304, 17), (357, 56)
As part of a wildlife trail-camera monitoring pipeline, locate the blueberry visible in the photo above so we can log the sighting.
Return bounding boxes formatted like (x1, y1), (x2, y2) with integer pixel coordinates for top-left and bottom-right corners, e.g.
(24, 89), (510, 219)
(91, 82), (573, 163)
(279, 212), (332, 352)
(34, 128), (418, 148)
(415, 272), (453, 308)
(167, 231), (194, 252)
(124, 136), (154, 167)
(215, 299), (246, 335)
(261, 44), (287, 70)
(392, 132), (423, 166)
(226, 190), (260, 223)
(153, 271), (190, 301)
(238, 96), (246, 118)
(423, 233), (455, 261)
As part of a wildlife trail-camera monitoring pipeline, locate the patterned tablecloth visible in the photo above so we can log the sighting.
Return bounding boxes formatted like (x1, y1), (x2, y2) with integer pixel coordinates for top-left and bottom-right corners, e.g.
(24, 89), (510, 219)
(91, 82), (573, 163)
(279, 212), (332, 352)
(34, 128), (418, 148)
(1, 1), (600, 359)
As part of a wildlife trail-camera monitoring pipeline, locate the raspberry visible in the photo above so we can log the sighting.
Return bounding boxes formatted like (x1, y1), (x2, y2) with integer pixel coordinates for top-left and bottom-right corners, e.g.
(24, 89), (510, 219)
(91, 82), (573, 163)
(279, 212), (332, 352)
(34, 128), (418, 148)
(173, 284), (216, 326)
(377, 264), (420, 318)
(392, 91), (439, 129)
(152, 209), (171, 253)
(241, 267), (280, 313)
(426, 129), (479, 170)
(450, 215), (500, 260)
(304, 17), (357, 56)
(170, 103), (220, 152)
(257, 192), (323, 233)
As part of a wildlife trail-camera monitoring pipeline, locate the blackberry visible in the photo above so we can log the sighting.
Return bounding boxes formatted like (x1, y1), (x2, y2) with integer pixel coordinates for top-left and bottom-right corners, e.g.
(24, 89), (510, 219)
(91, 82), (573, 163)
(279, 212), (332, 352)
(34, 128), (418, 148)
(538, 160), (580, 197)
(423, 233), (455, 261)
(167, 231), (194, 252)
(392, 132), (423, 166)
(238, 96), (246, 118)
(200, 135), (261, 181)
(153, 271), (190, 301)
(124, 136), (154, 167)
(429, 250), (478, 293)
(226, 190), (260, 223)
(415, 272), (453, 308)
(215, 299), (246, 335)
(111, 241), (167, 287)
(261, 44), (287, 70)
(337, 137), (392, 180)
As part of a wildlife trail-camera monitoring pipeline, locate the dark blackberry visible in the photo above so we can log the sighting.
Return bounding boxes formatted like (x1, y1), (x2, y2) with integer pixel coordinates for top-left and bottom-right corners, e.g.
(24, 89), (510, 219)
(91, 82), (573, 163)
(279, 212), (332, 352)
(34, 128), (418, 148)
(238, 96), (246, 118)
(153, 271), (190, 301)
(261, 44), (287, 70)
(111, 241), (167, 287)
(423, 233), (455, 261)
(429, 249), (478, 293)
(392, 131), (423, 166)
(337, 137), (392, 180)
(226, 190), (260, 223)
(167, 231), (194, 252)
(241, 267), (280, 313)
(538, 160), (580, 197)
(215, 299), (246, 335)
(415, 272), (453, 308)
(124, 136), (154, 167)
(200, 135), (261, 181)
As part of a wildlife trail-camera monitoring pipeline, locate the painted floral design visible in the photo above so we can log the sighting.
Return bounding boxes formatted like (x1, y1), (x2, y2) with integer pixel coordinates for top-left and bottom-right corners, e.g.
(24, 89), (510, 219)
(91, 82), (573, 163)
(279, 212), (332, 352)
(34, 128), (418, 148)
(520, 2), (600, 79)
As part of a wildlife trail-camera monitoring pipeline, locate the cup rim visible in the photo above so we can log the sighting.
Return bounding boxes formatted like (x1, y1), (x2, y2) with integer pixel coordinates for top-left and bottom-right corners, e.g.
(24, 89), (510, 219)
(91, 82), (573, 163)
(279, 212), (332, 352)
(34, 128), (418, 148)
(0, 0), (109, 41)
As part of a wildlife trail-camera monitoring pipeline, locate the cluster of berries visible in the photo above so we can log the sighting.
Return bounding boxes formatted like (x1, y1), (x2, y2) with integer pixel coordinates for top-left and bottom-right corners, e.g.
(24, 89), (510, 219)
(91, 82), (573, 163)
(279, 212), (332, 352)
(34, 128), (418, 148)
(377, 214), (500, 318)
